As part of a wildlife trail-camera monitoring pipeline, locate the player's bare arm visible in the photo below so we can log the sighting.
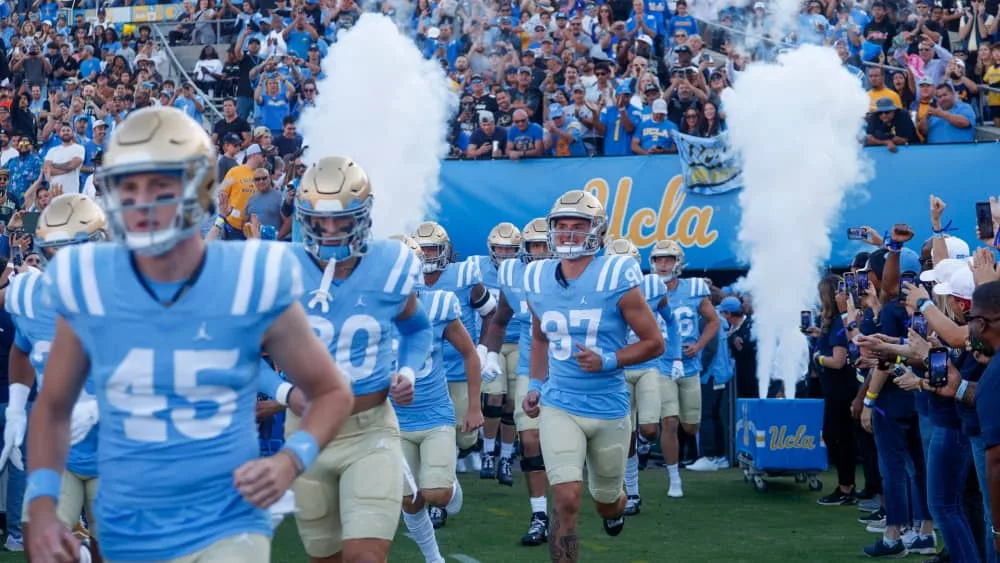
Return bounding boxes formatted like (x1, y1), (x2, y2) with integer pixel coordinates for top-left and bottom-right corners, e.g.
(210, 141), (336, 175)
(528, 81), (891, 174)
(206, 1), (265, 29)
(523, 309), (548, 419)
(685, 296), (720, 357)
(484, 290), (514, 353)
(617, 287), (666, 366)
(444, 319), (484, 432)
(391, 292), (433, 406)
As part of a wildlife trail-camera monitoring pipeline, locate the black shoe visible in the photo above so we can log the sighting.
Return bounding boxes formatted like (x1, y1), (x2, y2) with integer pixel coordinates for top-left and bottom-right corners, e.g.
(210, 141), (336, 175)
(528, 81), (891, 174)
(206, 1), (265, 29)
(429, 506), (448, 529)
(624, 495), (641, 516)
(497, 456), (514, 486)
(521, 512), (548, 546)
(855, 488), (876, 501)
(602, 513), (626, 537)
(923, 550), (950, 563)
(859, 508), (885, 524)
(480, 453), (497, 479)
(817, 489), (858, 506)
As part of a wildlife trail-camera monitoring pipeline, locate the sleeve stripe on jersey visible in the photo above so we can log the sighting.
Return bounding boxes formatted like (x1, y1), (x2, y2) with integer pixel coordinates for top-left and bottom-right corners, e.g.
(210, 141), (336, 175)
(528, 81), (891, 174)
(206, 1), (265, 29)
(523, 260), (539, 293)
(231, 239), (261, 316)
(693, 277), (707, 298)
(6, 273), (21, 317)
(428, 290), (442, 320)
(384, 241), (410, 295)
(55, 247), (80, 315)
(22, 272), (39, 320)
(457, 260), (469, 287)
(499, 259), (511, 288)
(289, 252), (304, 300)
(399, 251), (421, 296)
(596, 255), (622, 292)
(443, 292), (459, 321)
(78, 244), (105, 316)
(257, 243), (285, 313)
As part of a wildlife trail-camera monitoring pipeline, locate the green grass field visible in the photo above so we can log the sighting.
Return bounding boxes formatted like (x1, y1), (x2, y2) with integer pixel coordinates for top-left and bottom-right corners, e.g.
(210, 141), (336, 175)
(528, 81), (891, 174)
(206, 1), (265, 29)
(0, 467), (886, 562)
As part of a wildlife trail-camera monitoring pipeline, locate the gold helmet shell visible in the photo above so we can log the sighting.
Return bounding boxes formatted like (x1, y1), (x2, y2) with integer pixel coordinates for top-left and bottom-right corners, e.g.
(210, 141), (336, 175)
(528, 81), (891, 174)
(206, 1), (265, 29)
(96, 106), (216, 255)
(36, 193), (108, 250)
(295, 156), (374, 262)
(389, 233), (424, 261)
(546, 190), (607, 258)
(606, 238), (640, 262)
(649, 239), (685, 281)
(412, 221), (451, 273)
(520, 217), (550, 263)
(487, 222), (521, 265)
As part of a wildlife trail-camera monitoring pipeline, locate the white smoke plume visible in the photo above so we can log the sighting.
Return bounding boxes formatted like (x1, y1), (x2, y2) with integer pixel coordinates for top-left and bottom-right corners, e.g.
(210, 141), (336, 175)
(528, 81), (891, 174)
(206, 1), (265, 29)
(722, 45), (870, 398)
(299, 13), (457, 238)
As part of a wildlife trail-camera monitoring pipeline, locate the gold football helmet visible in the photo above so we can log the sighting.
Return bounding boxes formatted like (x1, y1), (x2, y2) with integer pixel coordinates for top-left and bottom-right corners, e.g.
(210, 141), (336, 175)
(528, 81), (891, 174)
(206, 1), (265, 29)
(296, 156), (373, 262)
(412, 221), (451, 274)
(36, 194), (108, 257)
(606, 238), (640, 262)
(487, 222), (521, 266)
(96, 106), (216, 256)
(649, 239), (685, 281)
(520, 218), (550, 263)
(389, 233), (424, 262)
(546, 190), (607, 258)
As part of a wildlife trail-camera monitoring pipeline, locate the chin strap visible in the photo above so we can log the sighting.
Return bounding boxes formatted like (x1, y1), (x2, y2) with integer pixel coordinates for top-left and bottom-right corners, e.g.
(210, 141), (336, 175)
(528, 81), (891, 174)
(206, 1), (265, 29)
(307, 257), (337, 313)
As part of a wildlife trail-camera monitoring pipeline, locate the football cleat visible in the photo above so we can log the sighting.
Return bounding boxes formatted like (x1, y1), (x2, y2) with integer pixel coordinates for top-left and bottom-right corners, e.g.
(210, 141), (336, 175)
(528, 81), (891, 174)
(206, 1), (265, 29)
(624, 495), (641, 516)
(497, 456), (514, 487)
(522, 512), (548, 546)
(602, 513), (626, 537)
(480, 452), (497, 479)
(429, 506), (448, 529)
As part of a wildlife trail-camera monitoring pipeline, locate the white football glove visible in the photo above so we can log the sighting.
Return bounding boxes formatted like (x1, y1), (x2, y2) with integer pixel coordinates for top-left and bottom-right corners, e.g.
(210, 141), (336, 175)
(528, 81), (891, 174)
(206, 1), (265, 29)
(69, 394), (99, 446)
(0, 383), (30, 471)
(670, 360), (685, 381)
(476, 345), (497, 382)
(482, 351), (504, 384)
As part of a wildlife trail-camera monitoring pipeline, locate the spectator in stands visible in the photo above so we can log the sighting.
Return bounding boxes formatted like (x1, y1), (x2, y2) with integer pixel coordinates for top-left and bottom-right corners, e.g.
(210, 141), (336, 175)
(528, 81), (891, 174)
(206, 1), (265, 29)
(467, 111), (506, 160)
(194, 45), (225, 97)
(920, 83), (977, 143)
(43, 123), (83, 195)
(699, 100), (725, 136)
(595, 83), (640, 156)
(506, 108), (544, 159)
(219, 143), (265, 239)
(632, 98), (678, 154)
(212, 97), (251, 150)
(273, 116), (303, 158)
(866, 97), (918, 152)
(890, 70), (916, 112)
(985, 45), (1000, 126)
(255, 74), (295, 136)
(218, 133), (242, 179)
(233, 33), (263, 120)
(244, 166), (283, 237)
(6, 139), (40, 202)
(543, 103), (586, 157)
(172, 81), (207, 123)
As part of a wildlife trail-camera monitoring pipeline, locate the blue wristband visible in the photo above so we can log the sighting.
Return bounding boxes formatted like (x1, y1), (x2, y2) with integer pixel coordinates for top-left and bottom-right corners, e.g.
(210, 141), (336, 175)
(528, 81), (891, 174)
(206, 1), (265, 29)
(601, 352), (619, 371)
(863, 398), (877, 408)
(956, 380), (970, 401)
(281, 431), (319, 473)
(527, 378), (544, 394)
(25, 468), (62, 505)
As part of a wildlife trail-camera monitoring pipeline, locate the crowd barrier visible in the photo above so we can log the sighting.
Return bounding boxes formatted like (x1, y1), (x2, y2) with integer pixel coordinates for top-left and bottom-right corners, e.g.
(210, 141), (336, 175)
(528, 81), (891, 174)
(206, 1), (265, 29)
(437, 143), (997, 269)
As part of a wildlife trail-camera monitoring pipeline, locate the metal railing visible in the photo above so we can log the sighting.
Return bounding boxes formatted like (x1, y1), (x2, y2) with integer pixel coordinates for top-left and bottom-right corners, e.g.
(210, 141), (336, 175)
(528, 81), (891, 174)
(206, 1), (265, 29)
(150, 22), (225, 125)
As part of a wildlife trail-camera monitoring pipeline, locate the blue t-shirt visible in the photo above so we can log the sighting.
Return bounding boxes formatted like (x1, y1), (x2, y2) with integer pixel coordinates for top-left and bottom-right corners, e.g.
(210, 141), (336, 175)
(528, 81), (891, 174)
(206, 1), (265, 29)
(926, 101), (976, 144)
(637, 117), (678, 152)
(507, 123), (544, 153)
(975, 354), (1000, 448)
(875, 300), (915, 417)
(599, 105), (642, 156)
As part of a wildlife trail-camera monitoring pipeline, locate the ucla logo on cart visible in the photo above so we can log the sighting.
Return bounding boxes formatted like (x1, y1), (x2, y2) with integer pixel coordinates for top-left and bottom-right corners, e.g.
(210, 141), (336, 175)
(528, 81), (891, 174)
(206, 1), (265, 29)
(768, 425), (816, 451)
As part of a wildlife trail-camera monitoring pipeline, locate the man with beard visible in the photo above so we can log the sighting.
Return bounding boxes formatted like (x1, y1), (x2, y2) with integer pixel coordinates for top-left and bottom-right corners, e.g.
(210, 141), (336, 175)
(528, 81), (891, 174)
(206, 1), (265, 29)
(42, 123), (84, 194)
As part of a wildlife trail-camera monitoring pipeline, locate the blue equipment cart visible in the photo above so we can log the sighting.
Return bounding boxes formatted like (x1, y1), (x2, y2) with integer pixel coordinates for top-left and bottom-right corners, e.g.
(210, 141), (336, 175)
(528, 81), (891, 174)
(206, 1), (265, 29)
(735, 398), (828, 493)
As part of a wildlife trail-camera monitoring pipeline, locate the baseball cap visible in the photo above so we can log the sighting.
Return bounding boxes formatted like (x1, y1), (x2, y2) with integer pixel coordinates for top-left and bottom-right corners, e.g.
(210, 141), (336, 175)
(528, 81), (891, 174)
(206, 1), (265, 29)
(917, 75), (934, 86)
(253, 126), (271, 138)
(222, 132), (241, 145)
(920, 257), (972, 283)
(652, 99), (668, 114)
(245, 144), (263, 157)
(942, 236), (971, 260)
(933, 266), (974, 300)
(615, 83), (632, 96)
(719, 296), (742, 314)
(549, 103), (564, 118)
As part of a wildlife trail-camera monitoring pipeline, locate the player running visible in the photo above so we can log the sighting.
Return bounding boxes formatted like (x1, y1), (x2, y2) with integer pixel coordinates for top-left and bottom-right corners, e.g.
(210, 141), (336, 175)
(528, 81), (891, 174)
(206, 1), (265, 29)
(604, 239), (682, 515)
(4, 194), (107, 562)
(650, 240), (720, 498)
(285, 156), (433, 562)
(412, 221), (496, 479)
(486, 217), (553, 547)
(522, 190), (664, 563)
(389, 235), (482, 558)
(25, 106), (354, 562)
(478, 222), (522, 486)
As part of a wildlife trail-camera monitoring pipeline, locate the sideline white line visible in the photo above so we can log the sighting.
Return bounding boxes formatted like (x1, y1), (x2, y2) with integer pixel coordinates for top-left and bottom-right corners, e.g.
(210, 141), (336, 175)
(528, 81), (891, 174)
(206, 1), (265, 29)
(450, 555), (484, 563)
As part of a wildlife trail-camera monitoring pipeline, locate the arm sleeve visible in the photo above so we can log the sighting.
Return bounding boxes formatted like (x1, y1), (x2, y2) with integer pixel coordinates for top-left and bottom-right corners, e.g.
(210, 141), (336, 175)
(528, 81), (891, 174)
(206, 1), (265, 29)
(657, 303), (682, 361)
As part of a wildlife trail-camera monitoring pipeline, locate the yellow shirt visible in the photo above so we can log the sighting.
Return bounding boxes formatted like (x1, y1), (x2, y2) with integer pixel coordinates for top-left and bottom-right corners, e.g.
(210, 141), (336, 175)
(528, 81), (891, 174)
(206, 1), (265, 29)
(868, 88), (902, 112)
(985, 65), (1000, 107)
(221, 165), (257, 229)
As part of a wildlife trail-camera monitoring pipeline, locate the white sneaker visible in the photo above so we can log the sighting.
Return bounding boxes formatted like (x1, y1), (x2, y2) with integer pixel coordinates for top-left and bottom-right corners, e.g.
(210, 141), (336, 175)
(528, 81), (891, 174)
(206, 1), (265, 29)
(713, 457), (730, 469)
(3, 536), (24, 552)
(468, 453), (482, 472)
(456, 456), (469, 473)
(445, 479), (464, 515)
(686, 457), (719, 472)
(668, 480), (684, 498)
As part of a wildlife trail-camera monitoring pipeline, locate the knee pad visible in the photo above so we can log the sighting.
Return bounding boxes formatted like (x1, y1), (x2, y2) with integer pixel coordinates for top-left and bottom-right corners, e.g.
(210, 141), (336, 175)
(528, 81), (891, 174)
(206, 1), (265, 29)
(520, 455), (545, 473)
(483, 404), (505, 419)
(501, 411), (515, 427)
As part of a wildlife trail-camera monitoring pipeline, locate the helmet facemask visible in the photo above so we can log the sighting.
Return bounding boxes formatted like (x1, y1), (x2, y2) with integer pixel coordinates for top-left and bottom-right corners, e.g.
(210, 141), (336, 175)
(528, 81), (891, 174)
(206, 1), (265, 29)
(489, 243), (519, 266)
(651, 254), (684, 282)
(547, 213), (606, 259)
(419, 241), (451, 273)
(296, 195), (372, 263)
(97, 156), (212, 257)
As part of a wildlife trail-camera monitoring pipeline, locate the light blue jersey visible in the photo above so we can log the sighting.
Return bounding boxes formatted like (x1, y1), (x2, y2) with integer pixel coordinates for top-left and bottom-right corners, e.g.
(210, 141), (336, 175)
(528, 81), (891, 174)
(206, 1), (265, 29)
(392, 289), (459, 432)
(497, 258), (532, 377)
(42, 240), (302, 562)
(292, 239), (421, 397)
(425, 256), (484, 383)
(480, 258), (520, 344)
(6, 270), (98, 477)
(523, 255), (642, 419)
(629, 274), (668, 372)
(666, 277), (711, 377)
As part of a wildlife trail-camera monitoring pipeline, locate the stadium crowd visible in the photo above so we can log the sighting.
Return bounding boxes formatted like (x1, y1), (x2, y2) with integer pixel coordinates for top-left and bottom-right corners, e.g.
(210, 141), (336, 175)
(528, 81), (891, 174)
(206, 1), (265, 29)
(0, 0), (992, 560)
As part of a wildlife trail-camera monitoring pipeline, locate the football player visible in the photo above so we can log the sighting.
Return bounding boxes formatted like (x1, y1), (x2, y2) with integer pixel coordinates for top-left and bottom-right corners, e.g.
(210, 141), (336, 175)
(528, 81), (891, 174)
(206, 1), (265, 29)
(604, 239), (682, 515)
(389, 235), (482, 554)
(650, 240), (720, 498)
(412, 221), (496, 480)
(24, 107), (355, 562)
(478, 222), (521, 486)
(522, 191), (664, 562)
(486, 217), (553, 546)
(4, 194), (108, 562)
(285, 157), (433, 562)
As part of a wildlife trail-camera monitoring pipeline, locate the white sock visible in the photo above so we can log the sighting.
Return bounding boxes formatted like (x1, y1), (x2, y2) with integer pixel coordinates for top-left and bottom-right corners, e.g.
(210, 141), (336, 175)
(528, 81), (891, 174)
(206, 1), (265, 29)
(625, 454), (639, 496)
(529, 496), (547, 515)
(483, 437), (496, 455)
(403, 510), (443, 562)
(500, 441), (514, 459)
(667, 463), (681, 482)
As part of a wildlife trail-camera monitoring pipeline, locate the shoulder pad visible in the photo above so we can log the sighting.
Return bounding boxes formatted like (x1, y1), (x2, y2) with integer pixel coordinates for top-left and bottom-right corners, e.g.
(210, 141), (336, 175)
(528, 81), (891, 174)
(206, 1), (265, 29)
(5, 269), (44, 319)
(229, 240), (304, 316)
(374, 238), (422, 297)
(43, 243), (109, 317)
(595, 255), (642, 293)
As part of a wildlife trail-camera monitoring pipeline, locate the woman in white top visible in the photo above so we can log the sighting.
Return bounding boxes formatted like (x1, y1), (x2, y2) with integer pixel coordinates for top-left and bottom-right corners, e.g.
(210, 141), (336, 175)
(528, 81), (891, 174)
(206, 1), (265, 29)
(194, 45), (225, 97)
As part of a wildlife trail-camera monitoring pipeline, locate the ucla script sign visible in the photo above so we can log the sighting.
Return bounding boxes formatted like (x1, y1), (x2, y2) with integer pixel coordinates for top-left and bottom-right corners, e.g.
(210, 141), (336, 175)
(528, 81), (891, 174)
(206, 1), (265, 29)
(436, 143), (997, 270)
